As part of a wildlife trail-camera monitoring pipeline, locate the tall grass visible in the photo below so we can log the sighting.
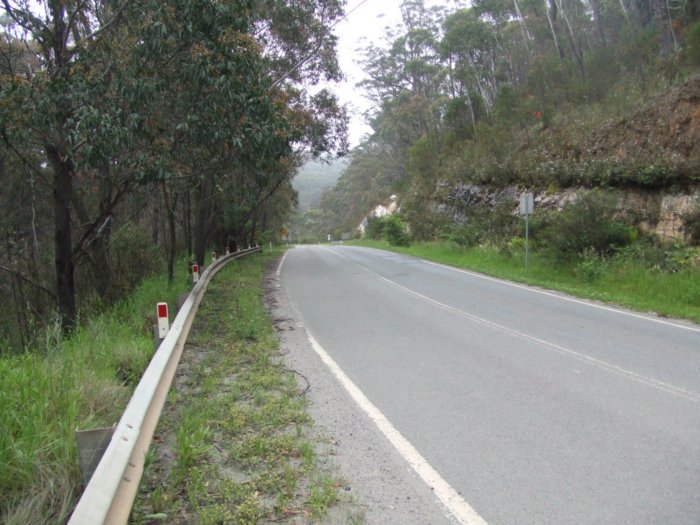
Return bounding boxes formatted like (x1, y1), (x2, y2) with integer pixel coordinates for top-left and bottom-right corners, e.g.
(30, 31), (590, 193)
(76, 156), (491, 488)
(0, 261), (190, 524)
(354, 240), (700, 324)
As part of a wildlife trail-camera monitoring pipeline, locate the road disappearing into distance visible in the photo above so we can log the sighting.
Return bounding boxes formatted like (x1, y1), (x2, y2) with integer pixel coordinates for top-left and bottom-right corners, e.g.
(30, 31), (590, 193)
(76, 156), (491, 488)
(278, 245), (700, 525)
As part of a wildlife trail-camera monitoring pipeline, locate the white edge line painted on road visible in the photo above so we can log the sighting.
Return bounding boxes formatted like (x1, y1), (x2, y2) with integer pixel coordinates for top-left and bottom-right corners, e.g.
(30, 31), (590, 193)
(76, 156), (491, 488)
(420, 259), (700, 334)
(278, 248), (487, 525)
(305, 330), (489, 525)
(276, 249), (290, 278)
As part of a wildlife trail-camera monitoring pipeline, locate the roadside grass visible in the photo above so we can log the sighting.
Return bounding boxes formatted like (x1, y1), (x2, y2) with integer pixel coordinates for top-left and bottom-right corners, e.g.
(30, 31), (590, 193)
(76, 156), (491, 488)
(0, 263), (190, 525)
(350, 240), (700, 324)
(132, 252), (362, 524)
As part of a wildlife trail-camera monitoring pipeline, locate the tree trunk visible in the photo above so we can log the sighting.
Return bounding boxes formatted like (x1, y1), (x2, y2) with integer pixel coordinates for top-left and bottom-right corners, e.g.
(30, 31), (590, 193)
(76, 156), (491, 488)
(194, 174), (213, 267)
(162, 182), (178, 285)
(545, 0), (564, 59)
(184, 189), (193, 258)
(589, 0), (607, 47)
(48, 146), (76, 330)
(554, 0), (585, 79)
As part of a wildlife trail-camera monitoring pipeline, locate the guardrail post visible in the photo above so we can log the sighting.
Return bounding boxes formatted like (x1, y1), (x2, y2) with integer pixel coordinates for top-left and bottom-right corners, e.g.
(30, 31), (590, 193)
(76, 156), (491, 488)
(75, 427), (115, 487)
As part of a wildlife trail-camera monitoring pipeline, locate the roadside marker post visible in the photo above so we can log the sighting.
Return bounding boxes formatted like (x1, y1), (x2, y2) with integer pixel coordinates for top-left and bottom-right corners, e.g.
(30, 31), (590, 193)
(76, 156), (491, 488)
(211, 251), (217, 261)
(156, 303), (169, 339)
(519, 193), (534, 271)
(192, 263), (199, 284)
(153, 302), (169, 350)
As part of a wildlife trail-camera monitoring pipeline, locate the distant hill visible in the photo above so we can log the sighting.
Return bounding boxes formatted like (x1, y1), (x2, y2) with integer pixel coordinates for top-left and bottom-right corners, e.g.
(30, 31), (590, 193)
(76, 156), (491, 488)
(293, 158), (348, 210)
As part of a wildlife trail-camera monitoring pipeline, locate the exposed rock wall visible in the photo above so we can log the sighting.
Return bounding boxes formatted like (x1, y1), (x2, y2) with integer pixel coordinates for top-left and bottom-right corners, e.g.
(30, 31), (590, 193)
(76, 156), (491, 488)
(438, 182), (700, 243)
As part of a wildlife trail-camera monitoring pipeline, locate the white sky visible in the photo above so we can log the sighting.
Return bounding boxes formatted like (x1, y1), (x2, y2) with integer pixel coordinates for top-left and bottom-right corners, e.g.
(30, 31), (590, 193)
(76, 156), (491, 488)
(331, 0), (403, 146)
(331, 0), (454, 147)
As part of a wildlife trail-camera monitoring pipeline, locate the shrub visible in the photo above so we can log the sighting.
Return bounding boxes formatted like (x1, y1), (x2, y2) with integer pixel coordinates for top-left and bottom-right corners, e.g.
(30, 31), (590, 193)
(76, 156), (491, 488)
(683, 199), (700, 245)
(109, 223), (164, 297)
(364, 216), (385, 240)
(383, 215), (411, 247)
(542, 190), (634, 261)
(364, 215), (411, 246)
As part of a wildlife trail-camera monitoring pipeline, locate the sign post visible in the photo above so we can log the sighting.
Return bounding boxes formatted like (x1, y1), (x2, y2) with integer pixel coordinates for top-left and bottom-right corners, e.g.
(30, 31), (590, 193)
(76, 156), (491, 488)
(519, 193), (534, 271)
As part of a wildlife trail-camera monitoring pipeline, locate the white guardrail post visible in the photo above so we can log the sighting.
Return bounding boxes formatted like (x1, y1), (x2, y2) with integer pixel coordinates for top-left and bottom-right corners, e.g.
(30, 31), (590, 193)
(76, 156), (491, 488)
(68, 247), (262, 525)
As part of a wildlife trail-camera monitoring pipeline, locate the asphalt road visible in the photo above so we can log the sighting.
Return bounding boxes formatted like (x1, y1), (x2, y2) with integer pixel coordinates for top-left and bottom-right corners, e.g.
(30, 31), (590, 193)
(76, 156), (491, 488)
(277, 245), (700, 525)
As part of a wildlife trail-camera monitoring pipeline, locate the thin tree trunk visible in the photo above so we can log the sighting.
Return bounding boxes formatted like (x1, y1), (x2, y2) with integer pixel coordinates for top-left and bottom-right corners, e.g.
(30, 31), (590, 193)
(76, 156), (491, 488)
(194, 174), (213, 267)
(545, 0), (564, 59)
(554, 0), (585, 79)
(589, 0), (607, 47)
(162, 182), (178, 284)
(47, 146), (76, 330)
(513, 0), (531, 52)
(184, 189), (193, 257)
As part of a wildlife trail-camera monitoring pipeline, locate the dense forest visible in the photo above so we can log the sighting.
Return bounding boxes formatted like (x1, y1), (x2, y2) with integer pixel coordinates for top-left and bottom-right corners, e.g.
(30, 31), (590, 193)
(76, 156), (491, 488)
(313, 0), (700, 242)
(0, 0), (348, 351)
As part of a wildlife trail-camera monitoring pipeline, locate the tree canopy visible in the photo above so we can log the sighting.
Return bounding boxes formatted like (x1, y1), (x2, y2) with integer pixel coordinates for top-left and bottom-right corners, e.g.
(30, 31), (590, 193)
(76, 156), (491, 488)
(0, 0), (348, 346)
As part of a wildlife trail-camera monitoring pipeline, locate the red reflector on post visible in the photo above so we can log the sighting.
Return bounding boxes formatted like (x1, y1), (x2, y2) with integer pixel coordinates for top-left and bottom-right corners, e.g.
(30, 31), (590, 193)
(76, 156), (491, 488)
(156, 302), (169, 339)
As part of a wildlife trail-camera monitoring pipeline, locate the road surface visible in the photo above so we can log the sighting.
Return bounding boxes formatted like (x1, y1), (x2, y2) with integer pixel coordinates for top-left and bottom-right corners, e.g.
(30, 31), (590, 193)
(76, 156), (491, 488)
(274, 245), (700, 525)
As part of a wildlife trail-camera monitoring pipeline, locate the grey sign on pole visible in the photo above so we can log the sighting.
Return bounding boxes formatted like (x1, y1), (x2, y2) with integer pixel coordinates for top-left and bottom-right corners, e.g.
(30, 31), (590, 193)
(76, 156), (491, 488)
(519, 193), (534, 270)
(519, 193), (534, 216)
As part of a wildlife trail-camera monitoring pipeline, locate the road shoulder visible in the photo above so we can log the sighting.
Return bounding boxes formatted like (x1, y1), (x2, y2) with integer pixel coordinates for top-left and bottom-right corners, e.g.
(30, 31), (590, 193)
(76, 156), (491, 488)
(266, 257), (457, 525)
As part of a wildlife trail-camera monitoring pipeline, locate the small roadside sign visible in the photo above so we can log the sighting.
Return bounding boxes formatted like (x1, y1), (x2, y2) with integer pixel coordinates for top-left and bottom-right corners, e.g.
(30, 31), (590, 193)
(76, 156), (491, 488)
(520, 193), (534, 271)
(519, 193), (534, 216)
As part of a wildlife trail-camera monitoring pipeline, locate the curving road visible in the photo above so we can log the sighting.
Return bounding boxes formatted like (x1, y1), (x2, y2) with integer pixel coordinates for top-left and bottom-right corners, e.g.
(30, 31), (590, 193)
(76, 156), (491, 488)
(277, 245), (700, 525)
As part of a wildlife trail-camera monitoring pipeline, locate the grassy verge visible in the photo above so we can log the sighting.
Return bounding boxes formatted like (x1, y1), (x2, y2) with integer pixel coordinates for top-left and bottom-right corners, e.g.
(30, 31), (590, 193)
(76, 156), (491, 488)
(0, 261), (191, 524)
(132, 251), (361, 524)
(350, 240), (700, 324)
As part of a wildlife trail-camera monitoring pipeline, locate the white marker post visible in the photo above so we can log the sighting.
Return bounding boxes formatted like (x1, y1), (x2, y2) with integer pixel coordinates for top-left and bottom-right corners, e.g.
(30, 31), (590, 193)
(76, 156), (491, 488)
(211, 251), (217, 261)
(192, 263), (199, 284)
(519, 193), (534, 271)
(155, 302), (169, 350)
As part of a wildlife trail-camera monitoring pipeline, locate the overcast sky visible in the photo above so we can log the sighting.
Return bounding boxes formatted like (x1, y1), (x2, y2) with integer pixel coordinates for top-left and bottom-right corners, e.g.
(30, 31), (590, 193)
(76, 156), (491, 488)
(331, 0), (403, 146)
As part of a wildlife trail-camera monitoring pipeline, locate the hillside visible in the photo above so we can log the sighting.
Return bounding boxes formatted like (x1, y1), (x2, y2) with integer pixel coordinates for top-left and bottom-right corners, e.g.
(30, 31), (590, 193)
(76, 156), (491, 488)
(312, 0), (700, 242)
(586, 76), (700, 174)
(293, 158), (348, 211)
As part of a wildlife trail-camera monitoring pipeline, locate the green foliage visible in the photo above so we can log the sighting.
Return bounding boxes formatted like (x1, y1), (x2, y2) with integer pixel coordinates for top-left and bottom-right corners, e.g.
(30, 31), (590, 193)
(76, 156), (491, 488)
(0, 260), (189, 524)
(364, 216), (385, 240)
(437, 201), (519, 249)
(683, 199), (700, 245)
(538, 190), (634, 261)
(366, 215), (411, 246)
(108, 224), (164, 298)
(384, 215), (411, 247)
(682, 21), (700, 65)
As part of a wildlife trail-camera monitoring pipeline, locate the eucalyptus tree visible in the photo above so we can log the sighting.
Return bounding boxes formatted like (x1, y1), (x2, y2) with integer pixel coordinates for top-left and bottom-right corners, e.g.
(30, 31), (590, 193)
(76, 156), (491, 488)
(0, 0), (156, 329)
(0, 0), (349, 329)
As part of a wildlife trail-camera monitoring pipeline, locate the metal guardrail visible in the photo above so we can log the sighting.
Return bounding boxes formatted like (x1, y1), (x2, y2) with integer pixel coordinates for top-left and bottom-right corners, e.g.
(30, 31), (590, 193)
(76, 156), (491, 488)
(68, 247), (262, 525)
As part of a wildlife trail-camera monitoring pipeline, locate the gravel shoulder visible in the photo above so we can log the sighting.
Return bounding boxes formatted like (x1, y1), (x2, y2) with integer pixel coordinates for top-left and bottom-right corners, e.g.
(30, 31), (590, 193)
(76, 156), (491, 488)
(266, 256), (457, 525)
